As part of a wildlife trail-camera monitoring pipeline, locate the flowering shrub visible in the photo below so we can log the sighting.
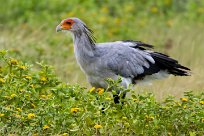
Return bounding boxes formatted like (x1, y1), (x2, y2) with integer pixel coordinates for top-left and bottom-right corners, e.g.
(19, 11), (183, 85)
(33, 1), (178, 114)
(0, 50), (203, 135)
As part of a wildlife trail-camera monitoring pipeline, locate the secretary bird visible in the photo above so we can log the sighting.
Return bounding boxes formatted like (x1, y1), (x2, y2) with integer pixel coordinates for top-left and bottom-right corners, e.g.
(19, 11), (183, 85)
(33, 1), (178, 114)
(56, 17), (191, 103)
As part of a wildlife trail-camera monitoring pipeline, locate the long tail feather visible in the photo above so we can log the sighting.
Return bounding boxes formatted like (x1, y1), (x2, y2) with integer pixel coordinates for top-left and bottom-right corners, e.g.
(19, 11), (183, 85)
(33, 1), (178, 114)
(150, 52), (191, 76)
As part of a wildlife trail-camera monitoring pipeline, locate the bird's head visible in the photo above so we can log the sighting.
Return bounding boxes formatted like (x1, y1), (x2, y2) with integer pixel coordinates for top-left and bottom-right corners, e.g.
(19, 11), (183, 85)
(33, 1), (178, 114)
(56, 17), (85, 32)
(56, 17), (96, 44)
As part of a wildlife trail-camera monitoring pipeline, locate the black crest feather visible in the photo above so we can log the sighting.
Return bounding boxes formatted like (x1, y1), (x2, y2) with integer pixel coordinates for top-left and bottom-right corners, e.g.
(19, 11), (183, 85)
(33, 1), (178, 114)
(83, 25), (96, 45)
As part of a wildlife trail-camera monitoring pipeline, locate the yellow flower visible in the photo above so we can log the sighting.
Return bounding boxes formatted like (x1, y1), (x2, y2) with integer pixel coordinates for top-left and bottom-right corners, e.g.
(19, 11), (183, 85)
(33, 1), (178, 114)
(0, 78), (5, 83)
(19, 65), (26, 70)
(145, 115), (154, 121)
(181, 98), (188, 102)
(183, 105), (187, 109)
(20, 89), (25, 93)
(71, 108), (80, 113)
(5, 106), (11, 110)
(62, 133), (68, 136)
(31, 103), (36, 108)
(40, 95), (47, 99)
(25, 76), (32, 80)
(0, 113), (5, 117)
(149, 116), (154, 121)
(14, 114), (21, 118)
(3, 96), (10, 99)
(175, 101), (181, 106)
(150, 6), (158, 13)
(16, 108), (22, 112)
(47, 94), (52, 98)
(124, 122), (130, 127)
(89, 87), (95, 93)
(145, 115), (150, 121)
(30, 84), (35, 88)
(32, 133), (38, 136)
(94, 124), (102, 129)
(200, 100), (204, 105)
(43, 125), (49, 130)
(97, 88), (104, 95)
(10, 93), (16, 98)
(133, 98), (138, 102)
(105, 97), (111, 101)
(10, 58), (18, 65)
(40, 76), (47, 82)
(28, 113), (35, 119)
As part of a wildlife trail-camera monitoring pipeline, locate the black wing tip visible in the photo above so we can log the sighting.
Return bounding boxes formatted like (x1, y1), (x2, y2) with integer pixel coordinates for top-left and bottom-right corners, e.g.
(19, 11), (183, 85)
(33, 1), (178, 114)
(122, 40), (154, 49)
(151, 52), (191, 76)
(174, 65), (191, 76)
(170, 69), (191, 76)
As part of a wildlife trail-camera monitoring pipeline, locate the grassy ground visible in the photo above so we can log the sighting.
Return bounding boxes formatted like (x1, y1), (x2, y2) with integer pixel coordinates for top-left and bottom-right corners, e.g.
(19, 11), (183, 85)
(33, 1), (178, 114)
(0, 0), (204, 135)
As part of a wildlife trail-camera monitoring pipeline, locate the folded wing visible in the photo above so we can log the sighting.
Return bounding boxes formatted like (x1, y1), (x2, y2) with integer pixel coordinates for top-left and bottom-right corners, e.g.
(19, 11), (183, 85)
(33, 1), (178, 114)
(101, 40), (190, 84)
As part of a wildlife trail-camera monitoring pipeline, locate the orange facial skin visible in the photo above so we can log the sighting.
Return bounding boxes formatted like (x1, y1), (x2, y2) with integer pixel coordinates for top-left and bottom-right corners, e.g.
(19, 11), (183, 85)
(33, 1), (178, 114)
(60, 19), (75, 30)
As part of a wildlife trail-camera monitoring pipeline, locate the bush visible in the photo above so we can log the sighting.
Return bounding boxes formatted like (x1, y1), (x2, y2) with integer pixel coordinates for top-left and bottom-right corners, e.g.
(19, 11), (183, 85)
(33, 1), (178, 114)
(0, 50), (203, 135)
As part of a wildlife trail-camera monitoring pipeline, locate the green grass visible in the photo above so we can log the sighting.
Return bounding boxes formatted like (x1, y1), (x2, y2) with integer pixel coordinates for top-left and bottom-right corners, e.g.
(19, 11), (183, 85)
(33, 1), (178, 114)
(0, 0), (204, 135)
(0, 52), (203, 135)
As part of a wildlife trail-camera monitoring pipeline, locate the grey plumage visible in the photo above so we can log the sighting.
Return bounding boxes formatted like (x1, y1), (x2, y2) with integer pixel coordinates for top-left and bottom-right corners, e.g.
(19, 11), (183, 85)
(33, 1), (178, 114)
(56, 17), (191, 91)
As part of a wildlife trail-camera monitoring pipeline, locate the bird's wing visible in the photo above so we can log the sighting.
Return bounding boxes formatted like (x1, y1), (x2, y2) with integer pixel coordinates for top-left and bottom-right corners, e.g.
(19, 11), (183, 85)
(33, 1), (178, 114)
(97, 41), (159, 79)
(97, 40), (190, 84)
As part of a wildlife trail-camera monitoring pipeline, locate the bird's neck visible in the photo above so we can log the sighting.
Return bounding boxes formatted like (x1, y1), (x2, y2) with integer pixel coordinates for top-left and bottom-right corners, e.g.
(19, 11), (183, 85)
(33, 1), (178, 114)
(72, 31), (95, 64)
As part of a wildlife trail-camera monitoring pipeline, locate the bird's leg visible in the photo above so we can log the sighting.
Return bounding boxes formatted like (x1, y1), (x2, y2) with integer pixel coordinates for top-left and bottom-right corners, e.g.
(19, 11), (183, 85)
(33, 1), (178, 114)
(113, 94), (120, 104)
(113, 90), (126, 104)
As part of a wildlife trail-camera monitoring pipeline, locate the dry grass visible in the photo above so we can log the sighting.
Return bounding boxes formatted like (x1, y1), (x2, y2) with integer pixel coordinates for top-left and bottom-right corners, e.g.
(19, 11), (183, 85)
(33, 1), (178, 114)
(137, 22), (204, 99)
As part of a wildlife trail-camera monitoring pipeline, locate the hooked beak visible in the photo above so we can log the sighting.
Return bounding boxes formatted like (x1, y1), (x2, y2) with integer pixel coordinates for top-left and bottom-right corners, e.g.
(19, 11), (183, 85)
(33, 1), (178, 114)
(56, 24), (62, 32)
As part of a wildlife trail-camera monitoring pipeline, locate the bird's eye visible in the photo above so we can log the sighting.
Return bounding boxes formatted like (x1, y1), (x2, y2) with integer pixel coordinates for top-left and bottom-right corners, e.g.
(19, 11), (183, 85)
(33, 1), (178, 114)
(66, 22), (72, 25)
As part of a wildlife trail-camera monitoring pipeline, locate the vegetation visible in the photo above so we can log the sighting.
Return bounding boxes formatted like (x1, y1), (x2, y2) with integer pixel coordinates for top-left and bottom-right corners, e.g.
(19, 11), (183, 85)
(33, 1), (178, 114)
(0, 51), (203, 135)
(0, 0), (204, 135)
